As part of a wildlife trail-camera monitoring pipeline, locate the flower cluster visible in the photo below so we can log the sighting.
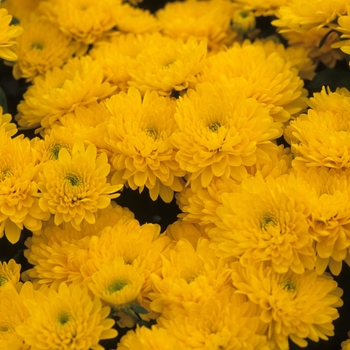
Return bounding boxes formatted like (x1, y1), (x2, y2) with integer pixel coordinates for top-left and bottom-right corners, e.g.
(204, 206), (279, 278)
(1, 0), (350, 349)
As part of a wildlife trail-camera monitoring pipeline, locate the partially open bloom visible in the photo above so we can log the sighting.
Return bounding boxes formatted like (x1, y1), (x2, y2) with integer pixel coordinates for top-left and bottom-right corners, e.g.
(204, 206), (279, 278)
(16, 283), (118, 350)
(232, 262), (343, 349)
(128, 33), (207, 96)
(16, 55), (117, 133)
(89, 257), (144, 308)
(104, 87), (185, 202)
(233, 0), (288, 16)
(0, 107), (17, 137)
(0, 8), (23, 61)
(0, 259), (21, 290)
(172, 80), (282, 189)
(0, 130), (48, 243)
(38, 141), (122, 230)
(209, 173), (315, 274)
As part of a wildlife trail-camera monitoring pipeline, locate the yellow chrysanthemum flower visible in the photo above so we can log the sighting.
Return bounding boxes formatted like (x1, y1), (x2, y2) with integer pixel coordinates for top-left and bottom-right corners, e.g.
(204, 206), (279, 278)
(0, 8), (23, 61)
(333, 14), (350, 55)
(0, 106), (17, 137)
(0, 259), (20, 290)
(38, 141), (122, 230)
(11, 15), (80, 82)
(198, 42), (307, 123)
(234, 0), (288, 16)
(0, 130), (49, 244)
(282, 27), (344, 69)
(272, 0), (349, 33)
(118, 325), (181, 350)
(0, 0), (42, 21)
(0, 282), (33, 350)
(16, 283), (118, 350)
(104, 87), (185, 203)
(209, 173), (315, 274)
(287, 87), (350, 170)
(296, 167), (350, 276)
(39, 0), (122, 44)
(156, 0), (236, 53)
(172, 80), (282, 189)
(89, 256), (144, 308)
(128, 33), (207, 96)
(342, 338), (350, 350)
(150, 238), (233, 318)
(156, 294), (270, 350)
(15, 55), (117, 133)
(232, 262), (343, 349)
(23, 203), (134, 289)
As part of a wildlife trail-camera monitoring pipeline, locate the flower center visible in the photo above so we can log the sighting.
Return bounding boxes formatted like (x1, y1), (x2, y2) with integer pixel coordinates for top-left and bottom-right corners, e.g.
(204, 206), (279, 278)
(282, 280), (296, 293)
(107, 280), (129, 294)
(30, 42), (44, 50)
(261, 213), (277, 230)
(0, 274), (8, 286)
(57, 311), (71, 325)
(208, 122), (221, 133)
(65, 173), (82, 187)
(0, 167), (12, 181)
(145, 127), (158, 140)
(49, 144), (67, 160)
(0, 323), (13, 333)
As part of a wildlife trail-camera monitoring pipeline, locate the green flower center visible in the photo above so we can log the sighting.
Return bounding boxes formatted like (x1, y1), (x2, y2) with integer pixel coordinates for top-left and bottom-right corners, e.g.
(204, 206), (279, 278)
(261, 213), (277, 230)
(145, 128), (158, 140)
(0, 168), (11, 181)
(282, 280), (296, 293)
(209, 122), (221, 133)
(0, 323), (13, 333)
(65, 173), (82, 187)
(49, 144), (67, 160)
(107, 280), (129, 294)
(57, 312), (71, 325)
(0, 274), (8, 286)
(30, 42), (44, 50)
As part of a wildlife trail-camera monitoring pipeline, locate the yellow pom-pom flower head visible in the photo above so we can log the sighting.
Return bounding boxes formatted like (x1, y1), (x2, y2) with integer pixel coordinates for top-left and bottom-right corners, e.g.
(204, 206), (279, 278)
(38, 141), (122, 230)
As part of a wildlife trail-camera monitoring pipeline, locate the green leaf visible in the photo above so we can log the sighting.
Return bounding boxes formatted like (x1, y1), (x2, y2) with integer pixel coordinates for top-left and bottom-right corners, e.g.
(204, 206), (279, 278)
(130, 303), (148, 315)
(309, 69), (350, 91)
(0, 87), (8, 113)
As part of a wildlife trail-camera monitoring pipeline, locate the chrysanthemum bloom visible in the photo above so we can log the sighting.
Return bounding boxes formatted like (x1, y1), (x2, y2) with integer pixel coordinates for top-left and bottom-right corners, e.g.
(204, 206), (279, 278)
(197, 43), (308, 124)
(79, 219), (171, 318)
(233, 0), (288, 16)
(172, 80), (282, 189)
(0, 130), (49, 244)
(296, 167), (350, 275)
(0, 259), (21, 290)
(16, 283), (118, 350)
(287, 87), (350, 170)
(156, 0), (236, 53)
(118, 325), (182, 350)
(90, 33), (153, 92)
(231, 262), (343, 349)
(209, 173), (316, 274)
(156, 294), (270, 350)
(165, 220), (209, 248)
(128, 34), (207, 96)
(11, 15), (81, 82)
(0, 282), (33, 350)
(150, 238), (233, 319)
(342, 338), (350, 350)
(272, 0), (349, 33)
(38, 0), (122, 45)
(282, 27), (344, 69)
(0, 8), (23, 61)
(332, 14), (350, 55)
(104, 87), (185, 203)
(38, 141), (122, 230)
(89, 256), (145, 308)
(23, 203), (134, 289)
(0, 0), (41, 21)
(15, 55), (117, 133)
(0, 107), (17, 137)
